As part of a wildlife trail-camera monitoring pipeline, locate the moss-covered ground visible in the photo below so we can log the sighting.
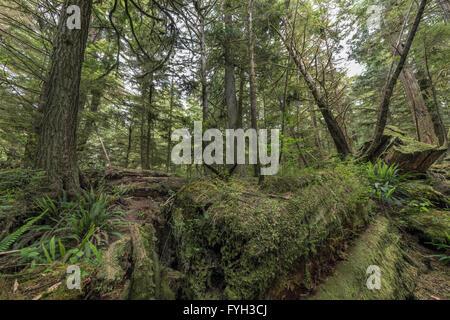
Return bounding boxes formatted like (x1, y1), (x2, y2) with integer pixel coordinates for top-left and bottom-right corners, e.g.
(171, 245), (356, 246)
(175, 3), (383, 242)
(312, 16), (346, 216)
(0, 165), (448, 300)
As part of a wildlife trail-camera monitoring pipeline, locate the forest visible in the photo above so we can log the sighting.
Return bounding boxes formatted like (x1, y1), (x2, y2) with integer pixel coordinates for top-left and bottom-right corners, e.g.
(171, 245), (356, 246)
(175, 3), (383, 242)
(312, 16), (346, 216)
(0, 0), (448, 302)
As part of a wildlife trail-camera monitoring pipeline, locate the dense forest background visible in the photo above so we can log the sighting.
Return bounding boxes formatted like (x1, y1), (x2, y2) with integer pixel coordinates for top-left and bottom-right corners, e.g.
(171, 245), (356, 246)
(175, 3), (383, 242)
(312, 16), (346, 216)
(0, 0), (448, 184)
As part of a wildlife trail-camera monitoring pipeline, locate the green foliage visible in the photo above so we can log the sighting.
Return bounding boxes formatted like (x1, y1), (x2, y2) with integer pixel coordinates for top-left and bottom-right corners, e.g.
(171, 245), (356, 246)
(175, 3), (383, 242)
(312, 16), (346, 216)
(65, 188), (126, 245)
(427, 231), (450, 265)
(365, 160), (408, 205)
(0, 209), (48, 252)
(3, 186), (124, 267)
(169, 164), (374, 299)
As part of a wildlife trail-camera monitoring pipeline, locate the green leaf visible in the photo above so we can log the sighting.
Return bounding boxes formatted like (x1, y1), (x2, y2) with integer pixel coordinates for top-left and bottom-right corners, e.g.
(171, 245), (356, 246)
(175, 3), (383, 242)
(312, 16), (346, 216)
(42, 244), (52, 264)
(49, 237), (56, 261)
(58, 240), (66, 259)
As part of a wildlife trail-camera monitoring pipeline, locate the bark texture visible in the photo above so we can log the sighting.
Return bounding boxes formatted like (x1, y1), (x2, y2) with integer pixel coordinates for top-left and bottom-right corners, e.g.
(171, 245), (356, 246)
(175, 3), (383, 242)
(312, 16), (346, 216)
(400, 63), (438, 144)
(36, 0), (93, 193)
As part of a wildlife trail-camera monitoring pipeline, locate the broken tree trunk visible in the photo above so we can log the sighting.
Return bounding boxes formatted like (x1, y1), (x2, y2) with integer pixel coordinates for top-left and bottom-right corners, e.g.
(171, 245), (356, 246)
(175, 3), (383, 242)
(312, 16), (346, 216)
(362, 126), (447, 173)
(400, 63), (438, 144)
(364, 0), (428, 161)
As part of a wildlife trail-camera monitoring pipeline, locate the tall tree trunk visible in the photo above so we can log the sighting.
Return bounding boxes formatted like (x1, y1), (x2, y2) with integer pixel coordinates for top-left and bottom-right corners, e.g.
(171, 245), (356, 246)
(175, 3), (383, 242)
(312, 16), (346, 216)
(296, 103), (309, 167)
(35, 0), (93, 194)
(277, 24), (351, 156)
(223, 0), (239, 130)
(140, 103), (147, 170)
(125, 122), (133, 168)
(420, 41), (448, 146)
(248, 0), (260, 178)
(166, 79), (174, 172)
(237, 68), (245, 129)
(364, 0), (428, 161)
(278, 57), (291, 166)
(198, 3), (208, 125)
(140, 78), (154, 170)
(399, 63), (438, 144)
(308, 100), (322, 151)
(323, 29), (352, 152)
(78, 84), (105, 152)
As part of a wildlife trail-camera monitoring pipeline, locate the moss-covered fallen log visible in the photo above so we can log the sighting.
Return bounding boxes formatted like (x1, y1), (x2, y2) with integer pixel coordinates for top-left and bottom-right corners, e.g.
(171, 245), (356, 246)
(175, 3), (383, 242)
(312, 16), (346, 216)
(96, 223), (181, 300)
(310, 216), (422, 300)
(165, 164), (375, 299)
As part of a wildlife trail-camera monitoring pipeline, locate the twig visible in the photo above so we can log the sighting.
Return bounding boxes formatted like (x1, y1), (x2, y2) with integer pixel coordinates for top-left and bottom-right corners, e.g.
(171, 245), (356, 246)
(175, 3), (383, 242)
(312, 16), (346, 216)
(0, 250), (20, 256)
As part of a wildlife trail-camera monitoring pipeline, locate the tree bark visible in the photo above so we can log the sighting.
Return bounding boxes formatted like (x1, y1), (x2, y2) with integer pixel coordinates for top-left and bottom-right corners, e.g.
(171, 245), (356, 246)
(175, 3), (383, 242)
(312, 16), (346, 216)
(35, 0), (93, 194)
(308, 100), (322, 151)
(223, 0), (239, 130)
(198, 2), (209, 125)
(125, 123), (133, 168)
(421, 41), (448, 146)
(166, 79), (174, 172)
(248, 0), (260, 178)
(364, 0), (428, 161)
(78, 83), (105, 152)
(399, 63), (438, 144)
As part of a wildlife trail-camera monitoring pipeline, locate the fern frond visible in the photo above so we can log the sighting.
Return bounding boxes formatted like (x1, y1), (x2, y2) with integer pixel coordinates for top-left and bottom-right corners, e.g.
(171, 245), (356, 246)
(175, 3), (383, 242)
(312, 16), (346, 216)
(0, 209), (48, 252)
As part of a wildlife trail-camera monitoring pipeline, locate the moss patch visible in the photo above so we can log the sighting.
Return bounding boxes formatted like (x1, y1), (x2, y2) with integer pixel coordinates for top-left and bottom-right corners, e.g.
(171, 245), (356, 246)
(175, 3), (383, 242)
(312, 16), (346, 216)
(95, 223), (178, 300)
(0, 263), (95, 300)
(310, 216), (420, 300)
(402, 181), (450, 209)
(399, 205), (450, 246)
(168, 164), (375, 299)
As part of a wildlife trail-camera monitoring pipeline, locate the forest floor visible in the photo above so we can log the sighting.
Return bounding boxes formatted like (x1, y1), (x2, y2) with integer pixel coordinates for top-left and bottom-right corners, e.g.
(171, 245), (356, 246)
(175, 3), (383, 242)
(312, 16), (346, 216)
(93, 167), (450, 300)
(0, 164), (448, 300)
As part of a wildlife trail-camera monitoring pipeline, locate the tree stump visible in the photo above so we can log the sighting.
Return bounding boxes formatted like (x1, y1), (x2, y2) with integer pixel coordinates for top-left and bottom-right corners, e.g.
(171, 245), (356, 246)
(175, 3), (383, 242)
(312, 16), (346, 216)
(363, 126), (447, 173)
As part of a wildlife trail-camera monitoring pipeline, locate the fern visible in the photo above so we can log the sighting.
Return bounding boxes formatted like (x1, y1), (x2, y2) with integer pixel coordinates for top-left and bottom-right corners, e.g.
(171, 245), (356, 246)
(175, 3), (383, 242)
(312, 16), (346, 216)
(0, 209), (48, 252)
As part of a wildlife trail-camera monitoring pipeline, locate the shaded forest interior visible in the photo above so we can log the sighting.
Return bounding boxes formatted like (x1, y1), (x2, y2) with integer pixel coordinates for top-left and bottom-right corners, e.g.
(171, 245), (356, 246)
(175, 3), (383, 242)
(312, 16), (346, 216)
(0, 0), (449, 300)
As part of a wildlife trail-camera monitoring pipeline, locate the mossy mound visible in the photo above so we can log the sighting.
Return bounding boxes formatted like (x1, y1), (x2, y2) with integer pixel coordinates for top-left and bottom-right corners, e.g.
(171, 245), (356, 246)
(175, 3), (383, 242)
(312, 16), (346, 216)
(0, 263), (95, 300)
(402, 181), (450, 209)
(96, 223), (180, 300)
(0, 169), (48, 241)
(168, 165), (375, 299)
(311, 216), (421, 300)
(399, 204), (449, 246)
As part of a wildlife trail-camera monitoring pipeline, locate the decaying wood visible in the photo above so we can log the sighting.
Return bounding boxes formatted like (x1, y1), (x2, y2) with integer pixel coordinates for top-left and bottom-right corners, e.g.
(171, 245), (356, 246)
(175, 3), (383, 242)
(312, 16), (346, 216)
(362, 126), (447, 173)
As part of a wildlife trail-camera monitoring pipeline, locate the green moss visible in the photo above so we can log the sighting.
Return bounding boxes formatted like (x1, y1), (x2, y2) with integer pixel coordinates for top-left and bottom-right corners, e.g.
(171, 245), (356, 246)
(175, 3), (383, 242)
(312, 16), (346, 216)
(384, 126), (446, 154)
(128, 224), (159, 300)
(0, 264), (95, 300)
(96, 238), (132, 298)
(402, 182), (450, 209)
(399, 205), (450, 245)
(311, 217), (420, 300)
(96, 224), (177, 300)
(169, 164), (375, 299)
(0, 168), (48, 240)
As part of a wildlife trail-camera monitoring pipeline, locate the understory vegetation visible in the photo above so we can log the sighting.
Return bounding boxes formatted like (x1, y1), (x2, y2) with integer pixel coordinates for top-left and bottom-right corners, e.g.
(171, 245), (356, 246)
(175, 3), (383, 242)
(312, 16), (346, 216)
(0, 0), (448, 301)
(0, 159), (448, 300)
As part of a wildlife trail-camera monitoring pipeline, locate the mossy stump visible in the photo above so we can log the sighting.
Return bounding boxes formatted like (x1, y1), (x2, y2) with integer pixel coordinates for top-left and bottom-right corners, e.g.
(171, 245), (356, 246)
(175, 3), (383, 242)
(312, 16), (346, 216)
(365, 126), (447, 173)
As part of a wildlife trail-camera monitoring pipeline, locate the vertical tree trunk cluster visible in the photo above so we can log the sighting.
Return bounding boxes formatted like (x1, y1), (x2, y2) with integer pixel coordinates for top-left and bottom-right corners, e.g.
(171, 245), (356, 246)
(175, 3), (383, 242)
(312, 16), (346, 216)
(399, 64), (438, 144)
(140, 79), (154, 170)
(247, 0), (260, 178)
